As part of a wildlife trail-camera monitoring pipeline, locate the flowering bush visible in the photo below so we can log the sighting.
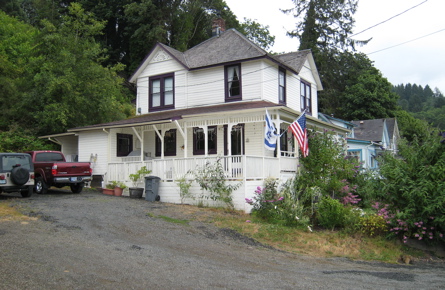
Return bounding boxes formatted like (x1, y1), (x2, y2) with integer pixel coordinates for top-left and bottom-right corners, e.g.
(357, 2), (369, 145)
(246, 178), (283, 220)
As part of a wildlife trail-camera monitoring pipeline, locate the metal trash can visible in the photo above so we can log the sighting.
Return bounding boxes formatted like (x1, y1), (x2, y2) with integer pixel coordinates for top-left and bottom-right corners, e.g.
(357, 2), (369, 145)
(144, 176), (161, 202)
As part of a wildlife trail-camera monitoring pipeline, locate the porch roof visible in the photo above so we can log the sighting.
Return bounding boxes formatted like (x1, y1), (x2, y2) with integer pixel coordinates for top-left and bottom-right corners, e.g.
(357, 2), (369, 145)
(67, 101), (283, 132)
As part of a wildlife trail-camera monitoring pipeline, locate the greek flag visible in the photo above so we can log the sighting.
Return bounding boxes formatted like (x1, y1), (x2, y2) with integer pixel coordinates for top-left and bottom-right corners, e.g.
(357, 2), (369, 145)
(264, 109), (278, 151)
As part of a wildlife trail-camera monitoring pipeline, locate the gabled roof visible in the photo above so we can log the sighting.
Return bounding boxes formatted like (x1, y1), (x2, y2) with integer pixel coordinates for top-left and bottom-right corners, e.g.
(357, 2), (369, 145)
(129, 29), (322, 89)
(318, 112), (355, 128)
(352, 119), (388, 142)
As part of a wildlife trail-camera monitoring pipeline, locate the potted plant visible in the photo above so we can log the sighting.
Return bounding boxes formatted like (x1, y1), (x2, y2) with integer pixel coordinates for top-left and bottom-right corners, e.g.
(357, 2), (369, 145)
(114, 181), (127, 197)
(128, 166), (151, 198)
(102, 183), (115, 195)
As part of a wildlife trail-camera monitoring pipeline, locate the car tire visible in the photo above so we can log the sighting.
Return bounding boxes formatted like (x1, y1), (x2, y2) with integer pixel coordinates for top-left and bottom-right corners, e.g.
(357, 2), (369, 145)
(70, 182), (84, 194)
(35, 177), (48, 194)
(10, 167), (30, 186)
(21, 186), (33, 198)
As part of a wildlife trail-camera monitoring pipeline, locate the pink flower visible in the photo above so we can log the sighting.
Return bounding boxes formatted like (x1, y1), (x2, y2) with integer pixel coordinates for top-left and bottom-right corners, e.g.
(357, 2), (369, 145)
(246, 220), (251, 223)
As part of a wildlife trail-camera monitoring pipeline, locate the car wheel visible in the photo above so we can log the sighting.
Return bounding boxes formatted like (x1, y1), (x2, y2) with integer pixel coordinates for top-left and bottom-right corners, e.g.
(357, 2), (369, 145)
(70, 182), (84, 194)
(21, 186), (33, 198)
(35, 177), (48, 194)
(10, 167), (30, 186)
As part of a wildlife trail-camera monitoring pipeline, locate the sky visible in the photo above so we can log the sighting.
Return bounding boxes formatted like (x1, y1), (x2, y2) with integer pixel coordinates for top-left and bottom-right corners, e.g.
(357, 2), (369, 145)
(224, 0), (445, 93)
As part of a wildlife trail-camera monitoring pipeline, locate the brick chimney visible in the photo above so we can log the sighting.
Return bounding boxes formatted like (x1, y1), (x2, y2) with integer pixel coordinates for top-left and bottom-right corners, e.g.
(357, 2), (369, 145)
(212, 17), (226, 36)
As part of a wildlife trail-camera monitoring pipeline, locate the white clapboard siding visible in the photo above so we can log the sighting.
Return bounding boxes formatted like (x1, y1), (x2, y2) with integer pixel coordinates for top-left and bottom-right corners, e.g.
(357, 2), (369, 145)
(78, 130), (108, 175)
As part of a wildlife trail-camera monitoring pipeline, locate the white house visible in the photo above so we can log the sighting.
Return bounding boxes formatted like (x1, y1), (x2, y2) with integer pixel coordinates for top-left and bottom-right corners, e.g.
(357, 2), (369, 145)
(41, 25), (349, 211)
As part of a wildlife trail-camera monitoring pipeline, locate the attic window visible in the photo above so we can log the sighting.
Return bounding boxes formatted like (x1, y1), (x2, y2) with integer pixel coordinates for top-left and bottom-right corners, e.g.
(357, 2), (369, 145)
(225, 64), (242, 102)
(150, 73), (174, 112)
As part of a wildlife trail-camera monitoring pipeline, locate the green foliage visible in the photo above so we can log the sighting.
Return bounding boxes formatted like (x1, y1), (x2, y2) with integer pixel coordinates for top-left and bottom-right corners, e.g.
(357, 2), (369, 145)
(248, 178), (281, 219)
(339, 68), (399, 120)
(129, 166), (152, 187)
(296, 129), (361, 198)
(284, 0), (359, 52)
(394, 84), (445, 130)
(194, 158), (242, 208)
(176, 175), (194, 204)
(359, 214), (387, 237)
(316, 196), (347, 230)
(375, 125), (445, 243)
(239, 18), (275, 51)
(0, 125), (56, 152)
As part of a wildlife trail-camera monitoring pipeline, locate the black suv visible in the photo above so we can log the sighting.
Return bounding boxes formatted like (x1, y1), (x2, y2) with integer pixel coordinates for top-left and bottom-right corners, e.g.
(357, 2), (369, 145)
(0, 153), (34, 197)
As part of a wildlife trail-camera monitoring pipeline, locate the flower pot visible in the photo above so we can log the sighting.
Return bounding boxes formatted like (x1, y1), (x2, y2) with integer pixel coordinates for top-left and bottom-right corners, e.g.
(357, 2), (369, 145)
(114, 187), (124, 196)
(129, 187), (144, 198)
(102, 188), (114, 195)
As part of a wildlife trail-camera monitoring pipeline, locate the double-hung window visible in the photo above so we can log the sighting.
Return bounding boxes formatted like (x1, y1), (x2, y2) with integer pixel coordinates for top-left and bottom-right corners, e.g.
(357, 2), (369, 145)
(193, 126), (217, 155)
(300, 80), (312, 113)
(117, 134), (133, 157)
(279, 68), (286, 104)
(225, 64), (241, 102)
(150, 73), (174, 111)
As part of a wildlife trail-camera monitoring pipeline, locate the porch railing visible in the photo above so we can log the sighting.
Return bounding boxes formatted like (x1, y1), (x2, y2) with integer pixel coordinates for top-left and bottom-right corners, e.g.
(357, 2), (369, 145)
(106, 155), (298, 184)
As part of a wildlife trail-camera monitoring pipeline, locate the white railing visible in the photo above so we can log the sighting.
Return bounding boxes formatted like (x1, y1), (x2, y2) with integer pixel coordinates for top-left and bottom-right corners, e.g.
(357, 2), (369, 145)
(106, 155), (298, 184)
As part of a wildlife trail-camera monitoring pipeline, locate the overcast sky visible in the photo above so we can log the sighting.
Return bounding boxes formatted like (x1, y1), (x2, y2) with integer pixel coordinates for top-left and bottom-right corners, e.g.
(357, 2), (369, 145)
(224, 0), (445, 93)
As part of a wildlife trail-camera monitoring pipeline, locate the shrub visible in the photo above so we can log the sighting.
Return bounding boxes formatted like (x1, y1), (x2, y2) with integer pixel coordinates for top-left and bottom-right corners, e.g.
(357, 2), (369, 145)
(176, 174), (194, 204)
(194, 158), (242, 208)
(359, 213), (387, 237)
(316, 197), (347, 230)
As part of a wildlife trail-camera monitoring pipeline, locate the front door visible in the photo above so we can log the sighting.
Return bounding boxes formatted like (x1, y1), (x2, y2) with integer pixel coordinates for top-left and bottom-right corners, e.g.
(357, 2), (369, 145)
(224, 124), (244, 156)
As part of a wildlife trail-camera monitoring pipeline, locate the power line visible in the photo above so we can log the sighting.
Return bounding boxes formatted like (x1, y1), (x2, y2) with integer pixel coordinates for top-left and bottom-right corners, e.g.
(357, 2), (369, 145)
(367, 27), (445, 55)
(351, 0), (428, 37)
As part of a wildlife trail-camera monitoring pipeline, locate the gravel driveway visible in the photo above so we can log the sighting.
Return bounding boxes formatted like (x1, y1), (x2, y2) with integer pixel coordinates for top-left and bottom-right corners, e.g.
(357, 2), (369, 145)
(1, 189), (444, 289)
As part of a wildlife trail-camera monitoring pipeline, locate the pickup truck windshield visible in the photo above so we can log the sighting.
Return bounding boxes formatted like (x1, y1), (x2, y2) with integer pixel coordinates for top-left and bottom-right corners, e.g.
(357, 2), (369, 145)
(35, 152), (64, 162)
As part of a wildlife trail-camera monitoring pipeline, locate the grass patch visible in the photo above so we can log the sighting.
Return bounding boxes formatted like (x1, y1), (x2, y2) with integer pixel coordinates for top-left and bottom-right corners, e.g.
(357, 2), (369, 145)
(208, 209), (416, 263)
(146, 211), (189, 225)
(0, 201), (36, 222)
(157, 215), (189, 225)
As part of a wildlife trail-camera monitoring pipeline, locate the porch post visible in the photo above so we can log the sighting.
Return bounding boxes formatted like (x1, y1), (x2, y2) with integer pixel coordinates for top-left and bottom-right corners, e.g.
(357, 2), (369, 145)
(204, 125), (208, 156)
(276, 112), (281, 159)
(131, 127), (143, 162)
(153, 125), (164, 158)
(227, 123), (235, 156)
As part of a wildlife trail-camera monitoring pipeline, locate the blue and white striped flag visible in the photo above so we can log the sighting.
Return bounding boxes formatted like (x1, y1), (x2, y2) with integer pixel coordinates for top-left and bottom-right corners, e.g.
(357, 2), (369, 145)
(264, 109), (278, 151)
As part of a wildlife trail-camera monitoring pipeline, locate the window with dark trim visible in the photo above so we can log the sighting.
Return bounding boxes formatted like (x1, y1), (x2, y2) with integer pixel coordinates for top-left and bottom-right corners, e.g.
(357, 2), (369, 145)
(193, 126), (217, 155)
(225, 64), (242, 102)
(155, 129), (176, 157)
(117, 134), (133, 157)
(300, 80), (312, 113)
(150, 73), (174, 111)
(279, 68), (286, 104)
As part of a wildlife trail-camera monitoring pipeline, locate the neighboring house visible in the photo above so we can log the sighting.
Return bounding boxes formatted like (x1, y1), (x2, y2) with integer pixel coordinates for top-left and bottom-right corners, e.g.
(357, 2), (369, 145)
(348, 118), (400, 170)
(41, 22), (349, 211)
(319, 114), (400, 170)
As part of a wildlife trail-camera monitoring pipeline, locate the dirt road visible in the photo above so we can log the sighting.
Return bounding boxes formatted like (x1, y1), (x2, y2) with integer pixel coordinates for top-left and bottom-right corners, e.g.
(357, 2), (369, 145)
(1, 190), (444, 289)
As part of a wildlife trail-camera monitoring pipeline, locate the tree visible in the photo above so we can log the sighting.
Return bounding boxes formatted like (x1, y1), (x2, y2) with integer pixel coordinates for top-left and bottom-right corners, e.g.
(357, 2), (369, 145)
(284, 0), (361, 52)
(240, 18), (275, 51)
(0, 10), (37, 130)
(282, 0), (375, 117)
(339, 67), (399, 120)
(18, 3), (133, 135)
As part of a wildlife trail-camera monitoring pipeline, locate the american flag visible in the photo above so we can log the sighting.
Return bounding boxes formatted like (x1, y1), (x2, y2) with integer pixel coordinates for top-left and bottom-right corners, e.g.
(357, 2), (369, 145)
(289, 111), (309, 157)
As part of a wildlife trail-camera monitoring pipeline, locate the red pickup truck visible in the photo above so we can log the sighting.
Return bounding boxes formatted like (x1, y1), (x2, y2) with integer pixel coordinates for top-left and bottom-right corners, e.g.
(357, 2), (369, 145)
(26, 151), (92, 194)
